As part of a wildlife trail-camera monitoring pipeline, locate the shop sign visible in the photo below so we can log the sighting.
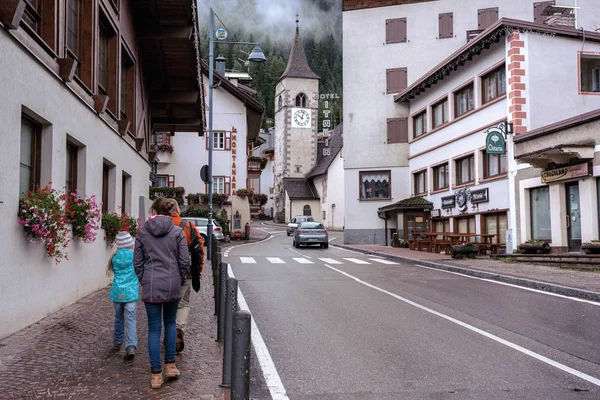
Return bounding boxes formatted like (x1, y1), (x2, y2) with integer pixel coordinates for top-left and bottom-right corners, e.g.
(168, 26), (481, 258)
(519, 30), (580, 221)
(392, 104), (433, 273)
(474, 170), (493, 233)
(485, 128), (506, 155)
(441, 195), (455, 209)
(470, 188), (489, 204)
(541, 163), (590, 184)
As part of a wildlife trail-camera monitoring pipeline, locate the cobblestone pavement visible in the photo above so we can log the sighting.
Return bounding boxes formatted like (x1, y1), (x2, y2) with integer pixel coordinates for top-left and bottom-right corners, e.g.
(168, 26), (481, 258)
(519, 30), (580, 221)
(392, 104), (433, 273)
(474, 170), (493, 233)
(0, 272), (228, 399)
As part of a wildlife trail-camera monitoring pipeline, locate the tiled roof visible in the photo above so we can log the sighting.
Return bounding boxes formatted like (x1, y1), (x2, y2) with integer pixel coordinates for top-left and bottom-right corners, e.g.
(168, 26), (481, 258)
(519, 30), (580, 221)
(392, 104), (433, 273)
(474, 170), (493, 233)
(280, 27), (319, 81)
(283, 178), (320, 200)
(378, 196), (433, 213)
(307, 124), (343, 179)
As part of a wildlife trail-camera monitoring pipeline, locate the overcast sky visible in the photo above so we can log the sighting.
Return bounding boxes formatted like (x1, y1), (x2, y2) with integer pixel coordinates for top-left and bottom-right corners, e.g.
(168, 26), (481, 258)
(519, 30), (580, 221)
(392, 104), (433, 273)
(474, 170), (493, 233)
(197, 0), (342, 47)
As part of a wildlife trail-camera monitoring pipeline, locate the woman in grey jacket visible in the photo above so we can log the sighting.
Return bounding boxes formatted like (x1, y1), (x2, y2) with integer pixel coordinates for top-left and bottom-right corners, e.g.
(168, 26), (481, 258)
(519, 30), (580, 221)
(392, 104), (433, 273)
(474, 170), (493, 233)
(134, 197), (190, 389)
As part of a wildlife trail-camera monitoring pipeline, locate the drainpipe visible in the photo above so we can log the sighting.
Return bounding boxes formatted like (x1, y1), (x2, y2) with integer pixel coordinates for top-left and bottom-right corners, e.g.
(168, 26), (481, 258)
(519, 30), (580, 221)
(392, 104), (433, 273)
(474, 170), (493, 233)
(378, 211), (388, 246)
(289, 199), (292, 222)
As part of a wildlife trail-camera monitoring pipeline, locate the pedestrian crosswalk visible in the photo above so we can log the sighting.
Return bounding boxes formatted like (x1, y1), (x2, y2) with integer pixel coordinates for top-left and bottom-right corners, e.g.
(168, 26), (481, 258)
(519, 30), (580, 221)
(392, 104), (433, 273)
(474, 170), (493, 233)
(236, 257), (397, 266)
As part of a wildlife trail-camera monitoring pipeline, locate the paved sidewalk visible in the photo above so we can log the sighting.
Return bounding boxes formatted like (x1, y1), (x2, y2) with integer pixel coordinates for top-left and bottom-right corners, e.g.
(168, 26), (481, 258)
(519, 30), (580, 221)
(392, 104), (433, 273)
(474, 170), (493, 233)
(0, 272), (227, 399)
(338, 244), (600, 300)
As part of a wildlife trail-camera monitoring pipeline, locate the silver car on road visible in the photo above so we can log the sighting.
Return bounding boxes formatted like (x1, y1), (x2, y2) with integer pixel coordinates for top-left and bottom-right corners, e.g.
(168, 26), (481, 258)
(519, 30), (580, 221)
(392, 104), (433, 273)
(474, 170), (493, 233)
(293, 221), (329, 249)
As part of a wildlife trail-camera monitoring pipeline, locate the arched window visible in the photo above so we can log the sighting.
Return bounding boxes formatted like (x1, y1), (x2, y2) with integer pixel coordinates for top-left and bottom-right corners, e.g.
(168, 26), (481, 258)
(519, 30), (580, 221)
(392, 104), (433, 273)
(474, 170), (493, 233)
(295, 93), (306, 107)
(303, 204), (311, 216)
(278, 95), (282, 109)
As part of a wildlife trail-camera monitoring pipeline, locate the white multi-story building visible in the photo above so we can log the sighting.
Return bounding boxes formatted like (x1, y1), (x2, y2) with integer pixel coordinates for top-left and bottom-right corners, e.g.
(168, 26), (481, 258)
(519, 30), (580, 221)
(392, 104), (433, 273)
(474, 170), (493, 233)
(343, 0), (600, 246)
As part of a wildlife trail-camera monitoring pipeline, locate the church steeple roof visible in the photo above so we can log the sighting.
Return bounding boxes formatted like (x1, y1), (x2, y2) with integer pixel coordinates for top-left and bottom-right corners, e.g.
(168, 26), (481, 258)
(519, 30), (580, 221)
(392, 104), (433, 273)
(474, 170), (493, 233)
(280, 19), (320, 81)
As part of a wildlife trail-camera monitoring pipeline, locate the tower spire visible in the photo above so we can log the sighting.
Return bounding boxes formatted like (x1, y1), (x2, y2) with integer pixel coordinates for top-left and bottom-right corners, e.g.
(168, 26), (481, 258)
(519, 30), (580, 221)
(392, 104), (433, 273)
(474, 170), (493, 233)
(279, 15), (319, 81)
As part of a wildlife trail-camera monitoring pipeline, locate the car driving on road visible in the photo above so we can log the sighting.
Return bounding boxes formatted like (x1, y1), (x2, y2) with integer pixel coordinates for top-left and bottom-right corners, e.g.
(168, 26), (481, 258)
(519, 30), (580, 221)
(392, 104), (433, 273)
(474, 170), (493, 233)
(287, 215), (314, 236)
(293, 221), (329, 249)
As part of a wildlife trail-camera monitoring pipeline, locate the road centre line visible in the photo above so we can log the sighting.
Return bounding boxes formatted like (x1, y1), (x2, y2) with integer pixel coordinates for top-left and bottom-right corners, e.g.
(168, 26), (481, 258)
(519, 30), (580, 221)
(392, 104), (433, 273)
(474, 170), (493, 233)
(229, 265), (289, 400)
(414, 265), (600, 307)
(323, 264), (600, 388)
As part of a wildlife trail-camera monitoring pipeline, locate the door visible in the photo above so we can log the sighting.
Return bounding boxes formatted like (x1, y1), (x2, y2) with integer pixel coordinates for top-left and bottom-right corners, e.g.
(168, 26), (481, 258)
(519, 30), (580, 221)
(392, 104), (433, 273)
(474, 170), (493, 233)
(566, 182), (582, 251)
(405, 212), (430, 240)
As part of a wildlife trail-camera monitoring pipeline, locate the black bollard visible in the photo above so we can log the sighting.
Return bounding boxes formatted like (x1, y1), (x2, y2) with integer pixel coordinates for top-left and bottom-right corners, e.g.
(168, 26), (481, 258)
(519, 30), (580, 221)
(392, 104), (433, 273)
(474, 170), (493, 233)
(217, 262), (228, 342)
(231, 310), (251, 400)
(221, 277), (238, 388)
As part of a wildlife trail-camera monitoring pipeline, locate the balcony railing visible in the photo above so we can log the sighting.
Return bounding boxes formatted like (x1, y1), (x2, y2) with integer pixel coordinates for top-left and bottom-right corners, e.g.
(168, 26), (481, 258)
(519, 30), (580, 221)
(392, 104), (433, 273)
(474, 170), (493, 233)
(247, 160), (262, 177)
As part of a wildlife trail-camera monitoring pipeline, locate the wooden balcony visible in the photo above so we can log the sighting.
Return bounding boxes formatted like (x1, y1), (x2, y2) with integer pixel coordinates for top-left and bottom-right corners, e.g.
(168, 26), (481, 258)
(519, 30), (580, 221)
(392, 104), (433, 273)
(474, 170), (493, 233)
(247, 160), (262, 178)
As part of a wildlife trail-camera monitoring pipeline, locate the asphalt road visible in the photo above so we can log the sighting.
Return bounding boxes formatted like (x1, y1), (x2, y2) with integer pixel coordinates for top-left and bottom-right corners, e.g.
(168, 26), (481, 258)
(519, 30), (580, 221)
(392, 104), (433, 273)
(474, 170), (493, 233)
(228, 224), (600, 400)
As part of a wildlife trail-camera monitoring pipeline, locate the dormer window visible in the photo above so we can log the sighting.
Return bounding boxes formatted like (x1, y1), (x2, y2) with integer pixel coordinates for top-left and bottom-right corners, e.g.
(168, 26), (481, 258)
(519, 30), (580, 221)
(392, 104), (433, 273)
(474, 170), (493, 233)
(295, 93), (307, 107)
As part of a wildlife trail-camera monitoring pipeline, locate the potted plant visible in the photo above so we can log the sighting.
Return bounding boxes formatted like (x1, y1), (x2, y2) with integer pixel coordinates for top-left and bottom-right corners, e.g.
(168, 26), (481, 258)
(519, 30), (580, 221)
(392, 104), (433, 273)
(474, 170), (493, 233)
(157, 143), (174, 153)
(236, 188), (254, 199)
(231, 231), (243, 241)
(582, 240), (600, 254)
(63, 191), (101, 243)
(17, 184), (70, 263)
(518, 239), (551, 254)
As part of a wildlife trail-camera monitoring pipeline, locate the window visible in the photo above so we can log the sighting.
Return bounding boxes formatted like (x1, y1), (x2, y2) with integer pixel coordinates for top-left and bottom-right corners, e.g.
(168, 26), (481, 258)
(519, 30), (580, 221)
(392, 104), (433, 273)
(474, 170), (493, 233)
(278, 95), (282, 109)
(295, 93), (306, 107)
(580, 54), (600, 93)
(213, 177), (226, 194)
(534, 1), (555, 24)
(387, 118), (408, 143)
(483, 152), (507, 178)
(433, 218), (450, 234)
(102, 164), (110, 213)
(303, 205), (312, 216)
(439, 12), (453, 39)
(386, 68), (407, 94)
(482, 65), (506, 103)
(120, 48), (135, 127)
(456, 216), (476, 242)
(433, 163), (449, 190)
(66, 0), (79, 57)
(360, 171), (391, 200)
(413, 111), (427, 138)
(431, 98), (448, 128)
(454, 83), (474, 117)
(478, 8), (498, 30)
(121, 173), (130, 213)
(213, 132), (225, 149)
(530, 186), (551, 241)
(156, 175), (168, 187)
(414, 170), (427, 195)
(20, 117), (42, 194)
(386, 18), (407, 44)
(98, 14), (118, 114)
(98, 25), (109, 92)
(21, 0), (57, 52)
(67, 0), (93, 87)
(66, 142), (78, 194)
(455, 154), (475, 185)
(484, 212), (507, 245)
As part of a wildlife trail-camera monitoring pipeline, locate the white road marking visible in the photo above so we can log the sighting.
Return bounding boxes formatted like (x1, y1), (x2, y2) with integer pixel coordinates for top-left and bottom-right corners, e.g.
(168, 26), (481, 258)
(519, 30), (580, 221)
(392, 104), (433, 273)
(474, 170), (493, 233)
(229, 265), (290, 400)
(318, 258), (342, 264)
(240, 257), (256, 264)
(330, 244), (373, 256)
(324, 264), (600, 388)
(293, 257), (313, 264)
(369, 258), (398, 265)
(344, 258), (371, 265)
(415, 264), (600, 307)
(267, 257), (285, 264)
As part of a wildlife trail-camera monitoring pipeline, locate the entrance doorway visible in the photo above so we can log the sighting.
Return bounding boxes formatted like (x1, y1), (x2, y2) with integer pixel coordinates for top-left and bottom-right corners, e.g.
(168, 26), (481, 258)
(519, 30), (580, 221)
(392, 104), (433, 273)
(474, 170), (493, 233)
(566, 182), (582, 251)
(405, 212), (430, 240)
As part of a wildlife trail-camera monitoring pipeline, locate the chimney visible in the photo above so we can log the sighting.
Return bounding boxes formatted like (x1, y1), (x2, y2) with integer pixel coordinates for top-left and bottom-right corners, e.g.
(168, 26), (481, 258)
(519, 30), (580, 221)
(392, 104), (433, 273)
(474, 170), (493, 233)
(215, 55), (226, 76)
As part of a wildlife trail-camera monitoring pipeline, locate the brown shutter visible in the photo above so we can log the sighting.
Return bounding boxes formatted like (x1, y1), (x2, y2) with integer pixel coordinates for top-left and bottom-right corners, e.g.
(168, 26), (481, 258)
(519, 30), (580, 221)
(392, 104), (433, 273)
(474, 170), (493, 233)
(478, 8), (498, 30)
(386, 68), (407, 94)
(387, 118), (408, 144)
(534, 1), (554, 24)
(225, 131), (231, 150)
(398, 118), (408, 143)
(386, 18), (407, 44)
(225, 176), (231, 196)
(439, 12), (453, 39)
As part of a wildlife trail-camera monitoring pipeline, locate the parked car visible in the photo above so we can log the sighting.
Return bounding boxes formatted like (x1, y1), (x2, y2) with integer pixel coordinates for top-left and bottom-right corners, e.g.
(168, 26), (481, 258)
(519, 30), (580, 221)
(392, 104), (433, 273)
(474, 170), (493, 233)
(293, 221), (329, 249)
(287, 215), (314, 236)
(180, 217), (225, 242)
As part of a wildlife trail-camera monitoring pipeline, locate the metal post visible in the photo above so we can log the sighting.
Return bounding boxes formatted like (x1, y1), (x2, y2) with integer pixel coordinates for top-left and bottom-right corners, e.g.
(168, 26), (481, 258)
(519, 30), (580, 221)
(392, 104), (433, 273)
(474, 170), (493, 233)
(231, 310), (251, 400)
(207, 8), (215, 261)
(221, 277), (238, 388)
(217, 262), (228, 342)
(214, 249), (222, 315)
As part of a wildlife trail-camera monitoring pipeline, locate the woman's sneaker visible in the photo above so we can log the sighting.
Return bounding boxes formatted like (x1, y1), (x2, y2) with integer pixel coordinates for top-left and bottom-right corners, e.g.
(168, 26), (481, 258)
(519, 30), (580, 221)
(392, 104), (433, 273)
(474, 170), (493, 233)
(124, 346), (136, 361)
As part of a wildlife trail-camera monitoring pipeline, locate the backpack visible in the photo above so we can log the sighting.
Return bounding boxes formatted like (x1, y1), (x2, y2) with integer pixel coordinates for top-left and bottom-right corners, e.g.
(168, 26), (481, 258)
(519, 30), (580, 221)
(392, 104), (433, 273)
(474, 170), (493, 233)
(179, 220), (203, 292)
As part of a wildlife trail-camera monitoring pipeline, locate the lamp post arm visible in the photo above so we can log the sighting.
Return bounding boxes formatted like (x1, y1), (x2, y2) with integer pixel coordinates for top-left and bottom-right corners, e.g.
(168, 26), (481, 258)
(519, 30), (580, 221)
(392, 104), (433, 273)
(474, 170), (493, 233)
(215, 41), (260, 46)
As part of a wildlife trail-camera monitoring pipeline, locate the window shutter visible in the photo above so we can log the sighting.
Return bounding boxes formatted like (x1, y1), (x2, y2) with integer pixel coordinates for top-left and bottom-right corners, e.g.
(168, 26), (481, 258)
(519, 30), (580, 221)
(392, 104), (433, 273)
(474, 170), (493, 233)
(386, 18), (407, 44)
(439, 13), (453, 39)
(206, 132), (209, 150)
(398, 118), (408, 143)
(225, 176), (231, 196)
(168, 175), (175, 188)
(166, 134), (171, 144)
(225, 131), (231, 150)
(534, 1), (554, 24)
(478, 8), (498, 30)
(387, 118), (408, 144)
(386, 68), (407, 94)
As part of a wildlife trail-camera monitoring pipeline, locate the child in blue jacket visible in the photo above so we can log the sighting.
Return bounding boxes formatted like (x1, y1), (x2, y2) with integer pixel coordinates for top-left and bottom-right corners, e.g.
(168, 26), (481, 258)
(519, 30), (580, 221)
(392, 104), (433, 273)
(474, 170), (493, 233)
(107, 231), (139, 360)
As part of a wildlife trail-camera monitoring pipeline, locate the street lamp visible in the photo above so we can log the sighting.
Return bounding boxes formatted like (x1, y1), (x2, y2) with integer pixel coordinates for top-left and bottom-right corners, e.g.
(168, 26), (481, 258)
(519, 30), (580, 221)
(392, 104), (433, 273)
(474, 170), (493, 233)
(207, 8), (266, 259)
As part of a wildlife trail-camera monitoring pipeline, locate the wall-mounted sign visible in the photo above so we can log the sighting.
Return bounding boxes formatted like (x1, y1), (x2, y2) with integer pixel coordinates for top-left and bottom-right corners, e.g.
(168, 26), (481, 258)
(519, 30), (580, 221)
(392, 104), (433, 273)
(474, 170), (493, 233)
(485, 127), (506, 155)
(431, 209), (441, 218)
(441, 195), (455, 209)
(291, 108), (311, 129)
(541, 162), (590, 183)
(454, 187), (471, 212)
(215, 28), (227, 40)
(470, 188), (489, 204)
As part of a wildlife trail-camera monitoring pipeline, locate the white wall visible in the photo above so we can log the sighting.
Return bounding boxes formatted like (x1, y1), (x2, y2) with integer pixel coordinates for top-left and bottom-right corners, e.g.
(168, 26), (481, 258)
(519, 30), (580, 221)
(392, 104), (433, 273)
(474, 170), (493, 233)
(0, 31), (149, 339)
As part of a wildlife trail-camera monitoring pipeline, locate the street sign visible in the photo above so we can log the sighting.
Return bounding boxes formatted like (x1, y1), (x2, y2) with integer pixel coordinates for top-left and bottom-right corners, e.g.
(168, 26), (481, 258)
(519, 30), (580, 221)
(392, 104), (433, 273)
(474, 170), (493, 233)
(216, 28), (227, 40)
(201, 165), (209, 183)
(485, 128), (506, 155)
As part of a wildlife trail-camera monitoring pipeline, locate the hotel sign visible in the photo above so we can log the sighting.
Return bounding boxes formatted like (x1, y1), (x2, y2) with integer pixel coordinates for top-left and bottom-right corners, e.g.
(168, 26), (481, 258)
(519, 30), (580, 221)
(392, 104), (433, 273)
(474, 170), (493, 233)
(541, 163), (590, 184)
(441, 195), (455, 209)
(470, 188), (489, 204)
(485, 127), (506, 155)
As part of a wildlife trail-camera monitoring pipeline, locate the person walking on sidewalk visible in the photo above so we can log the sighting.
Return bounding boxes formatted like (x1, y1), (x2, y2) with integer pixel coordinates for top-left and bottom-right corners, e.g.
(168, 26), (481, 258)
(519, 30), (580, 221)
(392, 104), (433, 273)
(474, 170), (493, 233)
(107, 231), (138, 361)
(166, 199), (204, 354)
(134, 198), (190, 389)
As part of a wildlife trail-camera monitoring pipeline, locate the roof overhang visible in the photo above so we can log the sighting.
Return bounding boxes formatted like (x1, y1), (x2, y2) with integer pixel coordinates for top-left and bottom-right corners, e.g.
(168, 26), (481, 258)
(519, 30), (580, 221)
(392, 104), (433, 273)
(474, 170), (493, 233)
(515, 144), (595, 169)
(378, 197), (434, 214)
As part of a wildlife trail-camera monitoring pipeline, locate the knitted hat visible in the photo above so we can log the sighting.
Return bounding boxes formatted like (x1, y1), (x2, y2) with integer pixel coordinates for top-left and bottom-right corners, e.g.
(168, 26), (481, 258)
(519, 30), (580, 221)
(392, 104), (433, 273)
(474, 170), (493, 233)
(116, 231), (134, 249)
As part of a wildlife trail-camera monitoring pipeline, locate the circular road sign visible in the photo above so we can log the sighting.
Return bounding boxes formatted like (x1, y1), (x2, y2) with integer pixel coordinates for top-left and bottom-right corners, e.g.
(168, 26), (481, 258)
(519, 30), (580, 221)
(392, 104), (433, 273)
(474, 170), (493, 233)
(215, 28), (227, 40)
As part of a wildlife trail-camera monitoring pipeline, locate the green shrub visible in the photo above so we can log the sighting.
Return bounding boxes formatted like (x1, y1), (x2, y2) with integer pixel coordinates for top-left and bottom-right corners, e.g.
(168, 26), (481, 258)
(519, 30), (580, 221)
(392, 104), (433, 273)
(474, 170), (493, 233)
(149, 186), (185, 205)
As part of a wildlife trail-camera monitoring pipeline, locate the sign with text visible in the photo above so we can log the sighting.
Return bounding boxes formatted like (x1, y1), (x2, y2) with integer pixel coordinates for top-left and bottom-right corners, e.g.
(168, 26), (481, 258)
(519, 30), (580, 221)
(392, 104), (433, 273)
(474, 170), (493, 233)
(470, 188), (489, 204)
(485, 128), (506, 155)
(541, 163), (590, 184)
(441, 195), (455, 209)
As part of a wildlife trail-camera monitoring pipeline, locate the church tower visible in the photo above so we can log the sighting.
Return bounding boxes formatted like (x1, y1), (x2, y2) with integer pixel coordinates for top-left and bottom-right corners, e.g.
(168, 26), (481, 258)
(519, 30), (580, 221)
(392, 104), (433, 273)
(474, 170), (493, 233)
(273, 19), (320, 222)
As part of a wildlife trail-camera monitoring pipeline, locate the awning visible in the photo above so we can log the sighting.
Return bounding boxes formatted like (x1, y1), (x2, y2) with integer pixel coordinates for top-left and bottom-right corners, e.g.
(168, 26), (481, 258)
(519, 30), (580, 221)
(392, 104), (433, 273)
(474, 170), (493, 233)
(378, 196), (433, 215)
